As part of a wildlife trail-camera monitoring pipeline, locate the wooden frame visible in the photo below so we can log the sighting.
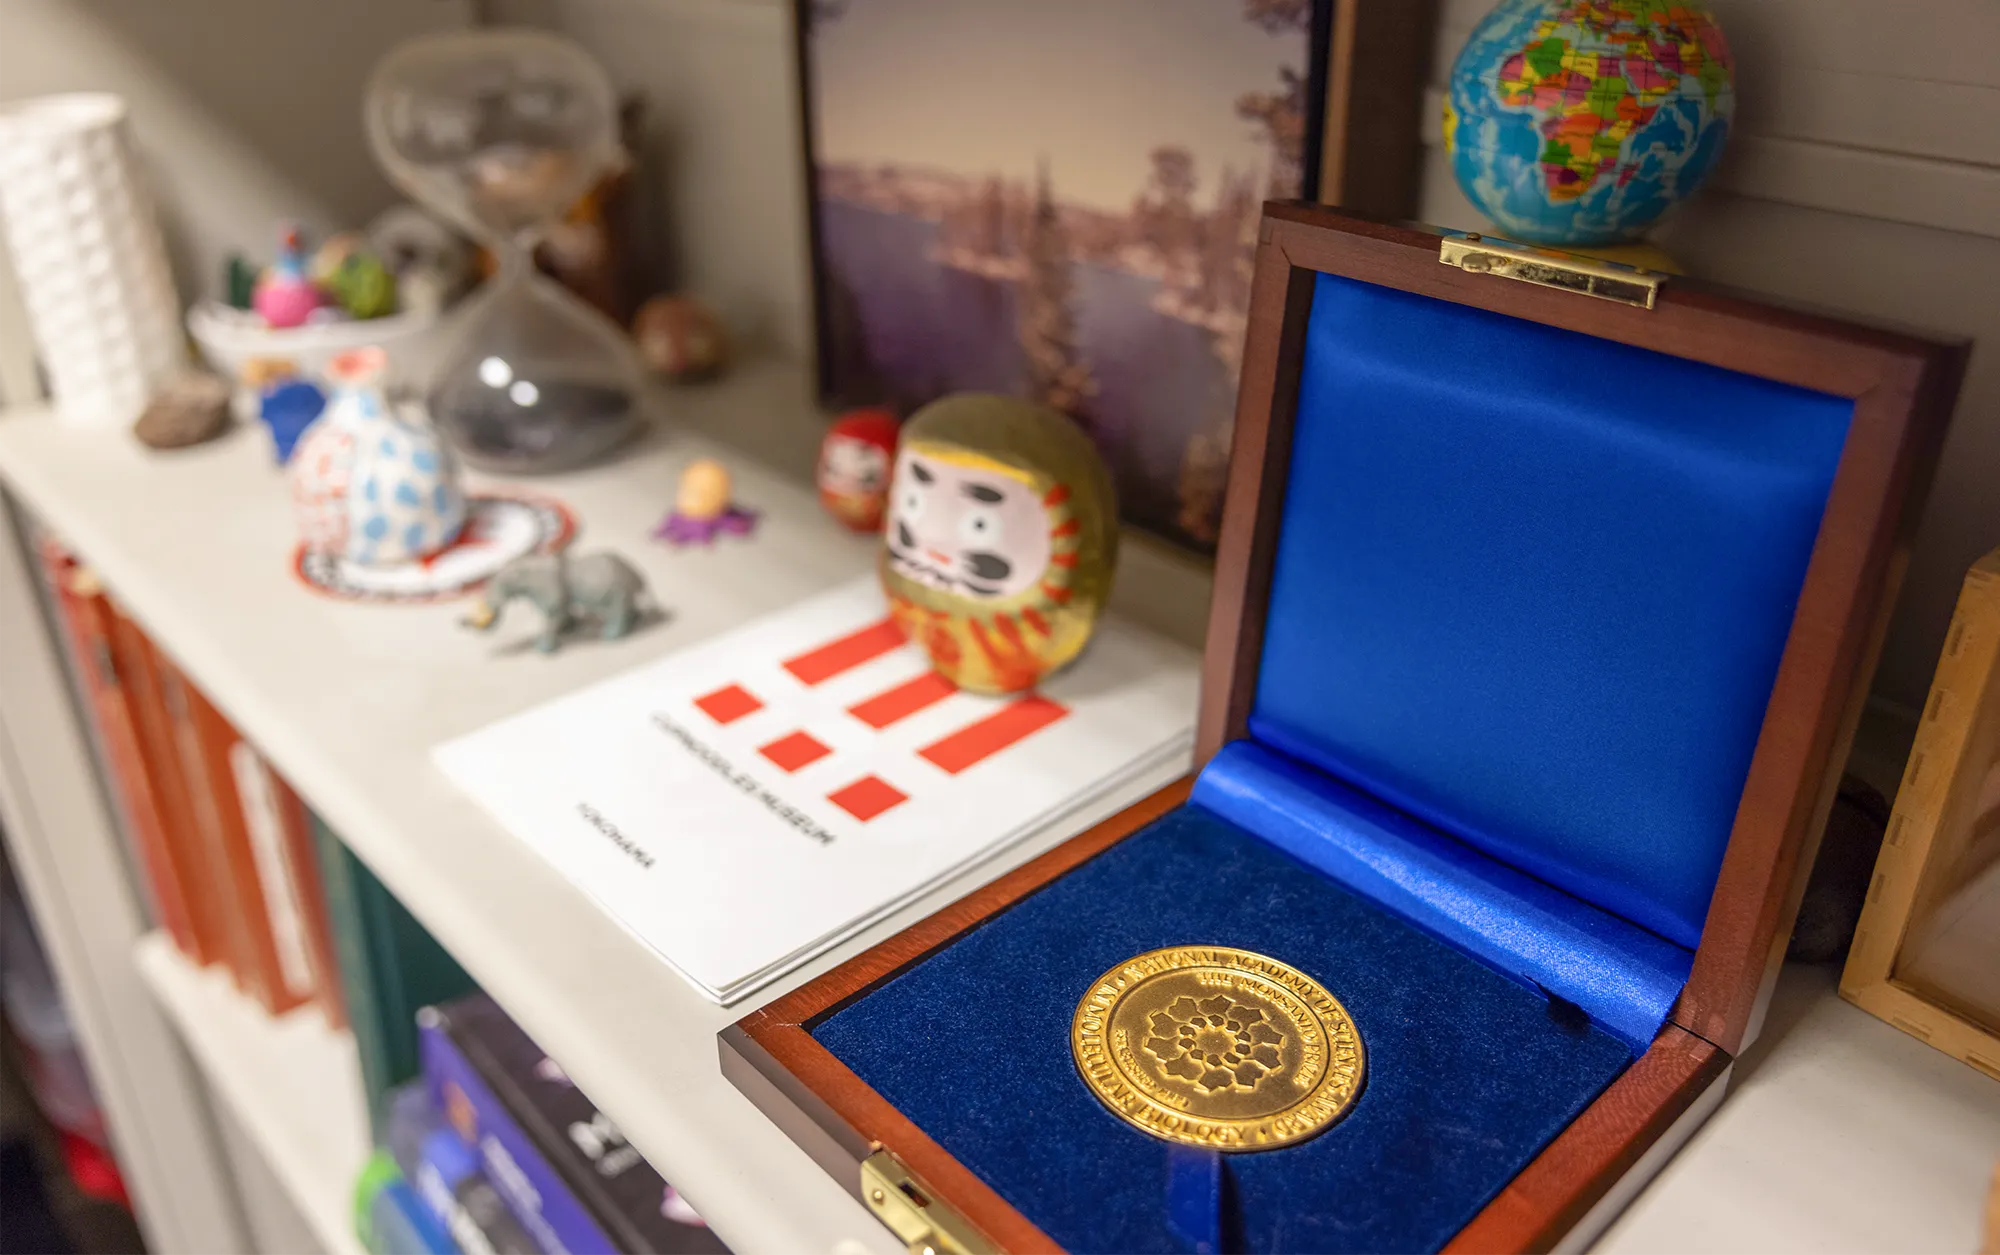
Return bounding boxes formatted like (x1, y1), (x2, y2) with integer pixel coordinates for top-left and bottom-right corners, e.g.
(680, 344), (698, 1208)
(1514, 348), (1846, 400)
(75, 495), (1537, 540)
(1316, 0), (1437, 219)
(1842, 548), (2000, 1078)
(725, 204), (1966, 1254)
(791, 0), (1441, 386)
(789, 0), (1435, 555)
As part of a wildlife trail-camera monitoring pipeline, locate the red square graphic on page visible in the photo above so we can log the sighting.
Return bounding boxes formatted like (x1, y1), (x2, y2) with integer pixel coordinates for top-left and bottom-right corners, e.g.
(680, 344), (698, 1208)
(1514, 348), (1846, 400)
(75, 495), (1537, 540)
(760, 730), (832, 773)
(695, 683), (762, 725)
(827, 775), (908, 822)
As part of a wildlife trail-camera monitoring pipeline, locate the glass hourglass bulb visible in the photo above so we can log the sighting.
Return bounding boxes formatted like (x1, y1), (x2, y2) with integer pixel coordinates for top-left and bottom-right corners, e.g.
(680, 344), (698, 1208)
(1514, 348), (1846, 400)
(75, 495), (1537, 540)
(365, 30), (645, 473)
(427, 246), (642, 472)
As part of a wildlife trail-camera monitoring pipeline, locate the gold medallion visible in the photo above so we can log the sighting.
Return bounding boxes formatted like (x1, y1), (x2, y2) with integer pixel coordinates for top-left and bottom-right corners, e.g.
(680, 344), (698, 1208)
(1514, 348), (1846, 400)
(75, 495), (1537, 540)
(1071, 946), (1364, 1152)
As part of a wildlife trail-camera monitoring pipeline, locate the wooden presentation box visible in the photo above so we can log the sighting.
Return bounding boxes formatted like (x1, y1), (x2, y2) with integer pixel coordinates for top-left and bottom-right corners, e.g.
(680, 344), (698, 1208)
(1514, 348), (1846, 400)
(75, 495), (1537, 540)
(722, 205), (1969, 1254)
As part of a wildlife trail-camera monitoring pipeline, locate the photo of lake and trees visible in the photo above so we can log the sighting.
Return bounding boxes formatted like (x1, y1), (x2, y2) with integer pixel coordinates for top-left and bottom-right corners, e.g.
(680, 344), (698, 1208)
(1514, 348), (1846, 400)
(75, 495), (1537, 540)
(801, 0), (1324, 549)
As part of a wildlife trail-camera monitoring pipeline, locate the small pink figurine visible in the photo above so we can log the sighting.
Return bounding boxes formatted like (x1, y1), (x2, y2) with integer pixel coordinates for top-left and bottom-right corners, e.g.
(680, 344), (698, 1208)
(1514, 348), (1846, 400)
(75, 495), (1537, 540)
(653, 458), (757, 546)
(253, 225), (327, 330)
(817, 408), (900, 533)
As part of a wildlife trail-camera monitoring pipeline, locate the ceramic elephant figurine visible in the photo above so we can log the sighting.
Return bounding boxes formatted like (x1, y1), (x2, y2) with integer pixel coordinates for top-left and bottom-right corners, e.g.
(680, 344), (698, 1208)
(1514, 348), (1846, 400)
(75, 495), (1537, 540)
(462, 551), (652, 653)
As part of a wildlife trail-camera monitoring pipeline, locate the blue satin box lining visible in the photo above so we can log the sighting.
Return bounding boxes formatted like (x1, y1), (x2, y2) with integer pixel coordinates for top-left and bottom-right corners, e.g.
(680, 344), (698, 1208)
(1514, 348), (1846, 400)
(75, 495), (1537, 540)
(1194, 741), (1690, 1049)
(1254, 272), (1852, 955)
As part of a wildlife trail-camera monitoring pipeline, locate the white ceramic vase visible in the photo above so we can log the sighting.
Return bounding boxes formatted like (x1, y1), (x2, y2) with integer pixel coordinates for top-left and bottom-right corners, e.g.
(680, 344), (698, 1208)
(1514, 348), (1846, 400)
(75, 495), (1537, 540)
(0, 93), (183, 425)
(289, 347), (467, 567)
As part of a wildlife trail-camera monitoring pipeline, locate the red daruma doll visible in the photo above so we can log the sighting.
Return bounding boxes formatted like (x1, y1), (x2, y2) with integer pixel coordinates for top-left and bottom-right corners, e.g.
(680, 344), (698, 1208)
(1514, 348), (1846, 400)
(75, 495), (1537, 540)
(817, 408), (900, 533)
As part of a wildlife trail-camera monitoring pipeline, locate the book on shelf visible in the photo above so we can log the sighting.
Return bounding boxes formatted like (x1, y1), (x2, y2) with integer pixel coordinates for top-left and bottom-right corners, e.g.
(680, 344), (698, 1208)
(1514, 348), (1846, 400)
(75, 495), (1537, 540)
(153, 645), (262, 989)
(35, 540), (199, 959)
(156, 649), (317, 1015)
(37, 537), (423, 1048)
(229, 735), (339, 1019)
(98, 593), (234, 971)
(355, 1149), (458, 1255)
(370, 1177), (461, 1255)
(313, 816), (478, 1138)
(386, 1084), (537, 1255)
(271, 768), (348, 1029)
(419, 993), (728, 1255)
(434, 576), (1200, 1002)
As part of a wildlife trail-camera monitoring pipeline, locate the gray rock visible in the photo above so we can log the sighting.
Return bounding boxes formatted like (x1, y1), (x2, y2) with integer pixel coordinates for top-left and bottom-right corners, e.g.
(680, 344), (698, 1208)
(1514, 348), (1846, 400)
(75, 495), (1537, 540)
(134, 373), (231, 449)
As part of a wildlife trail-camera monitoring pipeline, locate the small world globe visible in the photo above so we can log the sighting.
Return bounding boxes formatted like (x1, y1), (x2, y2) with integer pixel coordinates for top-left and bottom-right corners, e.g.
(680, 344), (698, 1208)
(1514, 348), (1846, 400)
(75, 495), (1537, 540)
(1445, 0), (1734, 246)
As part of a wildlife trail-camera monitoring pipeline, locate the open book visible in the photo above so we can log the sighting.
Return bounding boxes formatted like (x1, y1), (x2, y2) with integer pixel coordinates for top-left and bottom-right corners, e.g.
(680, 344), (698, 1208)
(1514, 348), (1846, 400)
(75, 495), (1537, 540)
(434, 577), (1199, 1002)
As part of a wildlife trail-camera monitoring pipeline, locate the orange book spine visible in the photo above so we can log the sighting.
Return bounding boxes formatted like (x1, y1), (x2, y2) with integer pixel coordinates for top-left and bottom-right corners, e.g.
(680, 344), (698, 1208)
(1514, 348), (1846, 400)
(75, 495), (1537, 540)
(35, 542), (200, 958)
(156, 656), (302, 1013)
(148, 647), (256, 991)
(270, 771), (346, 1028)
(104, 606), (229, 969)
(217, 736), (322, 1015)
(112, 603), (234, 967)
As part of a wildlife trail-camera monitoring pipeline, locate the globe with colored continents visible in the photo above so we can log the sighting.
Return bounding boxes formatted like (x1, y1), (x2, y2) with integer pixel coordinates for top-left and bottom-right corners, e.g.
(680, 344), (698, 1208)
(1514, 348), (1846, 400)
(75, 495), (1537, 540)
(1445, 0), (1734, 246)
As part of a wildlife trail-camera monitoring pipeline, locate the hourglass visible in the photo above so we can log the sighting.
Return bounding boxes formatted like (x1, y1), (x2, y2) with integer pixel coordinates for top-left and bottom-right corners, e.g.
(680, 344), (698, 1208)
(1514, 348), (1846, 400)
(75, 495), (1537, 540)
(366, 30), (643, 473)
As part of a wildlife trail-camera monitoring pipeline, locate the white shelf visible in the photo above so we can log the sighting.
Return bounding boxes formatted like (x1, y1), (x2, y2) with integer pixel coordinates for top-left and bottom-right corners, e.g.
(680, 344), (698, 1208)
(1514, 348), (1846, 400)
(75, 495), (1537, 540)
(1600, 962), (2000, 1255)
(0, 361), (1190, 1255)
(9, 364), (1995, 1254)
(133, 933), (368, 1255)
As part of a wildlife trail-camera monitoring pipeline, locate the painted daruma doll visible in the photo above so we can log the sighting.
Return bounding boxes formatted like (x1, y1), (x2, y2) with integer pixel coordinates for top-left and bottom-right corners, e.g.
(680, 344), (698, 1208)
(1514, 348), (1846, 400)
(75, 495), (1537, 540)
(880, 394), (1116, 695)
(818, 408), (900, 532)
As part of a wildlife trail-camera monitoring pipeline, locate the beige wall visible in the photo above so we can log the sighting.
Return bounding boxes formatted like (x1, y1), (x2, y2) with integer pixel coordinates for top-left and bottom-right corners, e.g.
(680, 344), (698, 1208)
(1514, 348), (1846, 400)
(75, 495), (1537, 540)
(486, 0), (811, 354)
(1420, 0), (2000, 748)
(0, 0), (473, 310)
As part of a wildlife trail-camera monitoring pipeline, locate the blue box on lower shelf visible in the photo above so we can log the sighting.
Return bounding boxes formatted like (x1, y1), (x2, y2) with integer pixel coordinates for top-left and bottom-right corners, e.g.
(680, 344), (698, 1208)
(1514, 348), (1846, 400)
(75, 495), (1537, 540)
(419, 996), (727, 1255)
(370, 1177), (459, 1255)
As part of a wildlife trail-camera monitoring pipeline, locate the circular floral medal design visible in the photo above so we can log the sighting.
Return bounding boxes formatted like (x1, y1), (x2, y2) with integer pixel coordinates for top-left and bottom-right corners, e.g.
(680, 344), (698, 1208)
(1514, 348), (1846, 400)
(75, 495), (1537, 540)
(1145, 992), (1287, 1093)
(1072, 946), (1364, 1152)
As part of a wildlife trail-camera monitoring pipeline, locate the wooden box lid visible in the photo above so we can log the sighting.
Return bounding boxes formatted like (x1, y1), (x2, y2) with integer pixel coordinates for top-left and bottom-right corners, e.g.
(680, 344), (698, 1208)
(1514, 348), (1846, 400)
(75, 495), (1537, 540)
(1203, 204), (1965, 1057)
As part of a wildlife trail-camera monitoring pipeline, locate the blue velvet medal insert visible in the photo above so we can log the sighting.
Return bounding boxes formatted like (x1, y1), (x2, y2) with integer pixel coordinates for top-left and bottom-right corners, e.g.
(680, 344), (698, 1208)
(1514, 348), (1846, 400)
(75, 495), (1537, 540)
(1254, 273), (1852, 949)
(1167, 1148), (1224, 1255)
(1194, 740), (1691, 1049)
(811, 806), (1633, 1255)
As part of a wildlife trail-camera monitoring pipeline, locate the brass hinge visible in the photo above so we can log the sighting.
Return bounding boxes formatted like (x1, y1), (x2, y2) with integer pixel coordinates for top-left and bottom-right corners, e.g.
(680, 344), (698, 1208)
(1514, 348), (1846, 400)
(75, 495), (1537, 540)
(1439, 234), (1663, 309)
(860, 1150), (996, 1255)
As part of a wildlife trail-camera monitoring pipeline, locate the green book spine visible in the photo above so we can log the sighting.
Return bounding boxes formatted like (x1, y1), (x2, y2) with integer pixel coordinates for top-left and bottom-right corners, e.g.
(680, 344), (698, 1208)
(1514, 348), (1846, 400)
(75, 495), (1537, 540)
(310, 813), (476, 1138)
(312, 815), (392, 1135)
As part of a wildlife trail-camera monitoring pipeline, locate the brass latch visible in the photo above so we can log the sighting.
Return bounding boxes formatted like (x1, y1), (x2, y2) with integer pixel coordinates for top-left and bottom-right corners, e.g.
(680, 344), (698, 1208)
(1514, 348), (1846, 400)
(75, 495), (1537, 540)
(860, 1150), (996, 1255)
(1440, 234), (1663, 310)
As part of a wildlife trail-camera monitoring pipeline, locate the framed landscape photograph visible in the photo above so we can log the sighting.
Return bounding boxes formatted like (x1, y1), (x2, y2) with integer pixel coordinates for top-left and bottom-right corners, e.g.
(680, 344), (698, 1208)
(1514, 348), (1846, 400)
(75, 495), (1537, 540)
(796, 0), (1346, 551)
